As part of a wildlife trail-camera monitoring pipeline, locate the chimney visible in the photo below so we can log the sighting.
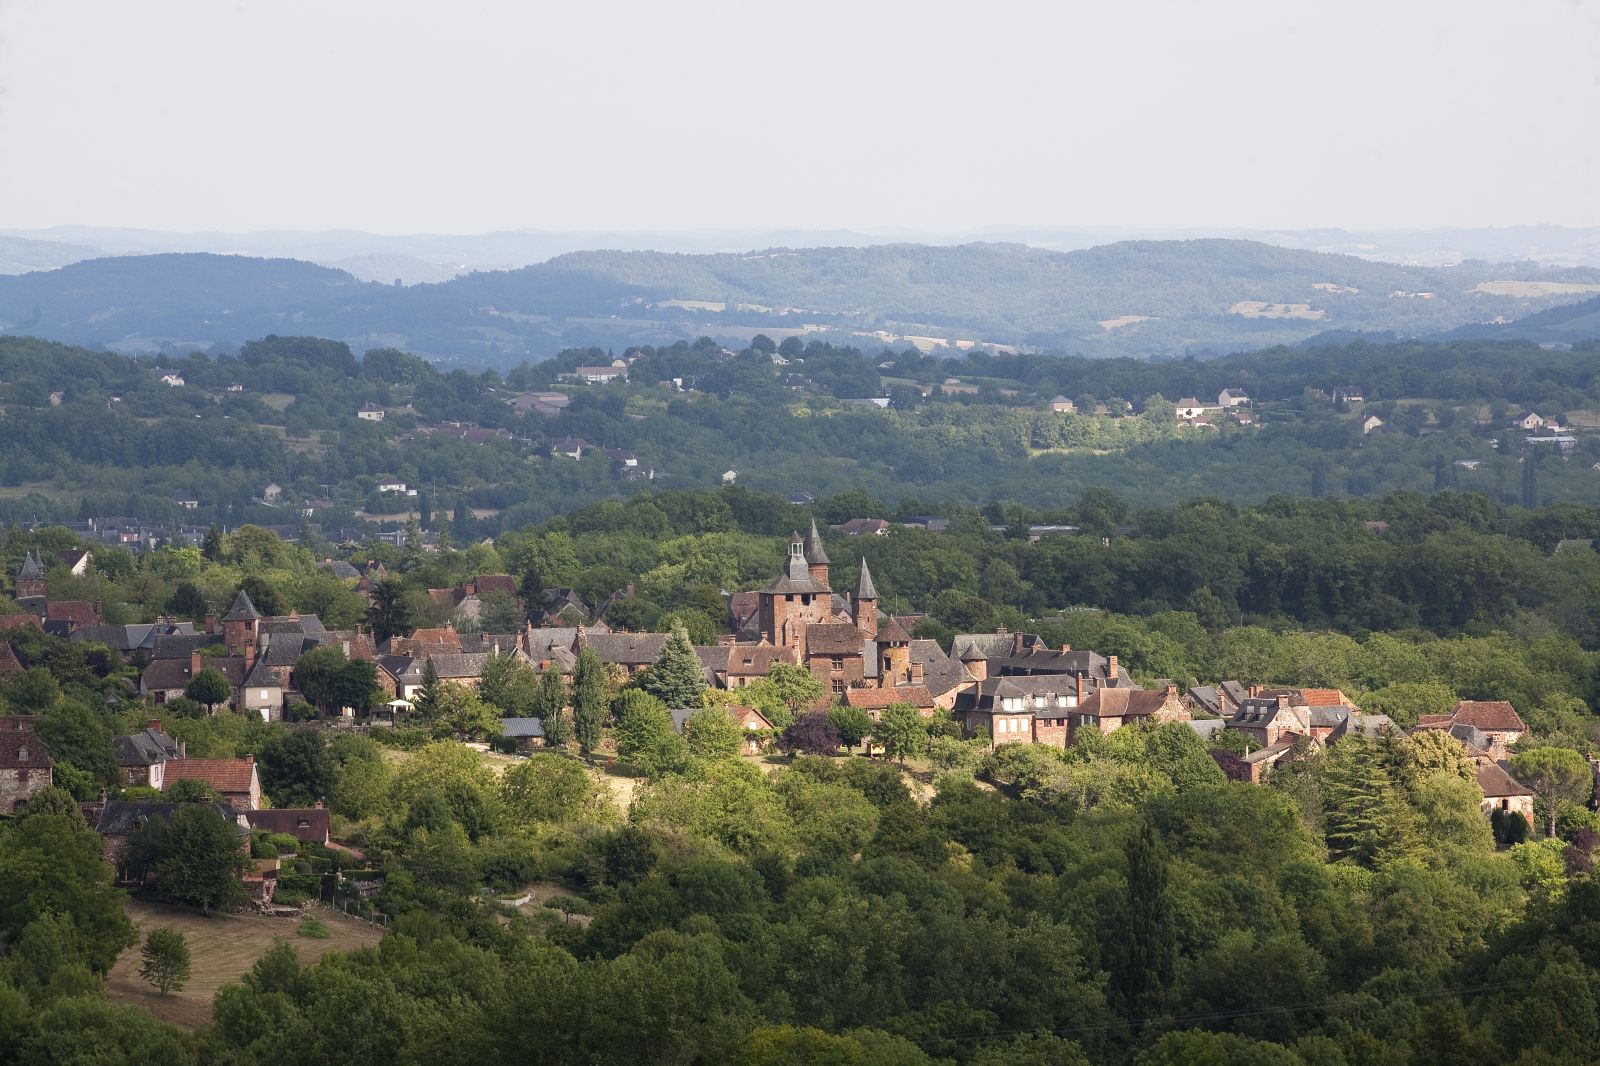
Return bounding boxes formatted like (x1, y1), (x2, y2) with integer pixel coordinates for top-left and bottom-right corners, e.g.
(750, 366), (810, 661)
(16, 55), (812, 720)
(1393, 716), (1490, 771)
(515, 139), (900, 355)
(1107, 655), (1118, 681)
(1165, 683), (1178, 699)
(1276, 694), (1290, 710)
(1060, 644), (1071, 653)
(147, 718), (161, 732)
(246, 754), (254, 764)
(205, 613), (216, 634)
(191, 650), (202, 677)
(1076, 672), (1084, 705)
(244, 641), (255, 670)
(1249, 684), (1260, 698)
(910, 661), (924, 683)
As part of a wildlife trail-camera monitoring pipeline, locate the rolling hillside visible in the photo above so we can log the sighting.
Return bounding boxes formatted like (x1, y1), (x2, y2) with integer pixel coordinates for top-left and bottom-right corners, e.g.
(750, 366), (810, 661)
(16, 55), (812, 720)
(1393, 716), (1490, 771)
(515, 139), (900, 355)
(1, 241), (1598, 364)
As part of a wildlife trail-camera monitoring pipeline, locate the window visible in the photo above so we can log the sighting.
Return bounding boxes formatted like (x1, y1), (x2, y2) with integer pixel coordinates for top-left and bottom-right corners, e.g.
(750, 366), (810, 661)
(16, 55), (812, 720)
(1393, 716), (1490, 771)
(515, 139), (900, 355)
(831, 679), (845, 694)
(830, 656), (844, 670)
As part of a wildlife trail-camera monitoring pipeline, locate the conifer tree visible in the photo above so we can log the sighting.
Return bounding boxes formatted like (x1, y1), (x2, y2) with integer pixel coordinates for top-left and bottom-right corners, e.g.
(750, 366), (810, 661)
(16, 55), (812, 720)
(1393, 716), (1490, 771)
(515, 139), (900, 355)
(1106, 818), (1176, 1025)
(637, 625), (705, 709)
(572, 647), (605, 754)
(1322, 733), (1407, 866)
(416, 658), (441, 718)
(536, 667), (571, 747)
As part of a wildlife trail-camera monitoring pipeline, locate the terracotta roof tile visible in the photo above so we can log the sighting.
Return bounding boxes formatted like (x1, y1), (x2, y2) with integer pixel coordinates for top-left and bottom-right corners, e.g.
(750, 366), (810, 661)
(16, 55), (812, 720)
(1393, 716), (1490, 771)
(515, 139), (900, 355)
(162, 758), (258, 795)
(844, 685), (935, 710)
(1451, 701), (1526, 733)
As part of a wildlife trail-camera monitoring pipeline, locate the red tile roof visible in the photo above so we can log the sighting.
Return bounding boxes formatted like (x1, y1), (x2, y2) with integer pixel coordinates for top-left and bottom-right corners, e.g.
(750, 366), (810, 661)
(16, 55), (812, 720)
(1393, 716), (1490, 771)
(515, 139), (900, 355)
(46, 601), (100, 626)
(162, 758), (258, 795)
(844, 685), (935, 710)
(0, 642), (22, 677)
(1451, 701), (1526, 733)
(0, 615), (42, 633)
(1300, 688), (1356, 708)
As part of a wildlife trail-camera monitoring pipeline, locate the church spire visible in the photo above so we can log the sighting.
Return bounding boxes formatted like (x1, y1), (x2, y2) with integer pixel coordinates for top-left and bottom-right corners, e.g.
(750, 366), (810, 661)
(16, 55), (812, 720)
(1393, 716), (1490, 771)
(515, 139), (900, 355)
(855, 557), (878, 602)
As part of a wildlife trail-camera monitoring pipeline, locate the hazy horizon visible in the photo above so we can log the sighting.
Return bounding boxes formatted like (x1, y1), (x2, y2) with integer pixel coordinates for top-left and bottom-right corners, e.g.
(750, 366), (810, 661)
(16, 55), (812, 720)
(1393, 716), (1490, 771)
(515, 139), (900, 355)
(3, 1), (1597, 234)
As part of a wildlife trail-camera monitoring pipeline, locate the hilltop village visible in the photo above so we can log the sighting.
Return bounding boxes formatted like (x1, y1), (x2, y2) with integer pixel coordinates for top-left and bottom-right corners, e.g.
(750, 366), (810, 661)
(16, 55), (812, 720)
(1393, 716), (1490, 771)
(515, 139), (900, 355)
(0, 518), (1556, 834)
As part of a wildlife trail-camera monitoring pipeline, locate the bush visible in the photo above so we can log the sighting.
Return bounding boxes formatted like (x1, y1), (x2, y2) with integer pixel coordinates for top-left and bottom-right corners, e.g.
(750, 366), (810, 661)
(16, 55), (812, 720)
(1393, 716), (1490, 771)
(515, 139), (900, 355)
(297, 917), (331, 939)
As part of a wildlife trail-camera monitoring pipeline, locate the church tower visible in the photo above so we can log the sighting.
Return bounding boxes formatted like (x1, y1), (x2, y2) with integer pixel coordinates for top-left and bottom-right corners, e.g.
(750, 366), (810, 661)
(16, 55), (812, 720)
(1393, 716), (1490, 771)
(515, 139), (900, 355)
(803, 518), (830, 588)
(15, 551), (45, 600)
(853, 558), (879, 640)
(757, 532), (831, 651)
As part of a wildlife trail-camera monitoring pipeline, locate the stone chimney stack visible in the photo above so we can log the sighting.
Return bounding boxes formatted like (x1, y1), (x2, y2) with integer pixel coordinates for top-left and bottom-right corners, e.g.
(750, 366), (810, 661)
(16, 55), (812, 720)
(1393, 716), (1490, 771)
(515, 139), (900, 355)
(1107, 655), (1119, 681)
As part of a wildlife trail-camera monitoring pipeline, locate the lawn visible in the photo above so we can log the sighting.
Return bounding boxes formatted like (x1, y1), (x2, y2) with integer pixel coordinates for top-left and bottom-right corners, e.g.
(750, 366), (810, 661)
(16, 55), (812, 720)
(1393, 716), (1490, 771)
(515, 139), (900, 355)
(106, 898), (384, 1029)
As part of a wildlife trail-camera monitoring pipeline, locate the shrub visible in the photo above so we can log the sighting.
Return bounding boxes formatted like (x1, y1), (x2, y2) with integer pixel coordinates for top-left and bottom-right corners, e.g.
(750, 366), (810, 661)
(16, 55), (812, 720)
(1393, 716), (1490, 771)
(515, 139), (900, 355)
(297, 917), (331, 939)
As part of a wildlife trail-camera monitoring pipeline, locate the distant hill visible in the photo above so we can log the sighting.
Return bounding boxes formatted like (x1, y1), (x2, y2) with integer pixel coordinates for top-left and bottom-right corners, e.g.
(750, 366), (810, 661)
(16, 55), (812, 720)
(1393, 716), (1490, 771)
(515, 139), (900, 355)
(3, 241), (1600, 364)
(1445, 293), (1600, 345)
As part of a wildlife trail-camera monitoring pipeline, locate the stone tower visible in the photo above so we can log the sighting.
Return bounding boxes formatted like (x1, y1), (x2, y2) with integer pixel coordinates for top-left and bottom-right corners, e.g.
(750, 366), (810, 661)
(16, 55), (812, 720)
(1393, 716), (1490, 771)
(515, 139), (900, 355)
(757, 532), (831, 651)
(15, 551), (45, 600)
(853, 558), (879, 641)
(222, 588), (261, 658)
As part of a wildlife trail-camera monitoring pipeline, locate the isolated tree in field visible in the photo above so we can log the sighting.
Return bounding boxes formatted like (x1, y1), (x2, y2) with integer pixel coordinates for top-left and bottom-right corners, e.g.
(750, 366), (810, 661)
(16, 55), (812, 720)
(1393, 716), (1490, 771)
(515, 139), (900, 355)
(184, 668), (232, 713)
(636, 625), (705, 709)
(534, 667), (571, 747)
(572, 647), (605, 754)
(828, 705), (872, 752)
(1511, 747), (1593, 837)
(138, 927), (191, 996)
(875, 704), (930, 764)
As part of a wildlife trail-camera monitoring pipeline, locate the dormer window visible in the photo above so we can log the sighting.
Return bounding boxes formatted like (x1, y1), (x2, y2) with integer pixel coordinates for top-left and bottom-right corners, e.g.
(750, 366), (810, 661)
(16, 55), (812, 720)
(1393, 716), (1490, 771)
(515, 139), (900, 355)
(16, 748), (26, 762)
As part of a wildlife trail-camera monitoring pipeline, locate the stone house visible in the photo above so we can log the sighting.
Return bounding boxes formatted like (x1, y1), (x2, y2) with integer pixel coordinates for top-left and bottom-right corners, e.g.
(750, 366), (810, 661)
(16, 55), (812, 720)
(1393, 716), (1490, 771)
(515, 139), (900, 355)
(112, 720), (184, 788)
(0, 716), (53, 814)
(245, 807), (331, 846)
(1476, 763), (1535, 823)
(1416, 701), (1526, 760)
(1069, 684), (1189, 744)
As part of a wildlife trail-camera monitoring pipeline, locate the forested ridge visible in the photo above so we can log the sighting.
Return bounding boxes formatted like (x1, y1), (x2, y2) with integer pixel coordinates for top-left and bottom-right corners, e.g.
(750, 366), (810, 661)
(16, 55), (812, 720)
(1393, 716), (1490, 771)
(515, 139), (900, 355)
(5, 332), (1600, 536)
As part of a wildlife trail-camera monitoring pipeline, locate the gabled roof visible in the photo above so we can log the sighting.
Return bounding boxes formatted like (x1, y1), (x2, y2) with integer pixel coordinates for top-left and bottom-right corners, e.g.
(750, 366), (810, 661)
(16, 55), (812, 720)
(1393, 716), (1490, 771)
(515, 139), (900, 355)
(0, 728), (51, 770)
(96, 800), (240, 837)
(1477, 762), (1533, 799)
(244, 808), (331, 843)
(806, 623), (867, 656)
(584, 632), (669, 666)
(0, 642), (22, 677)
(499, 717), (545, 739)
(161, 758), (258, 796)
(46, 601), (100, 627)
(223, 589), (261, 622)
(1079, 687), (1179, 719)
(113, 727), (182, 767)
(426, 652), (490, 679)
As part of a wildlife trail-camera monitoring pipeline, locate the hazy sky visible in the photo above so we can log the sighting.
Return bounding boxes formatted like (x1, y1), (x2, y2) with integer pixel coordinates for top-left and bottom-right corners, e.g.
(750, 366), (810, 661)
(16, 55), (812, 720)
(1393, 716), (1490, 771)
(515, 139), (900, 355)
(3, 0), (1597, 233)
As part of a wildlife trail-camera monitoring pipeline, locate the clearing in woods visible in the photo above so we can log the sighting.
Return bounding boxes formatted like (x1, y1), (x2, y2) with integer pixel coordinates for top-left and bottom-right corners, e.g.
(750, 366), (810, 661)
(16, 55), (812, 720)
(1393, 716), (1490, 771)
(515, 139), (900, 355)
(106, 898), (384, 1029)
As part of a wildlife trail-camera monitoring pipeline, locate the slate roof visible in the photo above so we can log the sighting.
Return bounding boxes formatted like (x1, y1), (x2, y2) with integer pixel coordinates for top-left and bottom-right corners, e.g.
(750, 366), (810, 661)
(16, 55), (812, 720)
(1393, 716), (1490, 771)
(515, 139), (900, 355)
(719, 644), (797, 676)
(1477, 762), (1534, 799)
(223, 590), (261, 622)
(761, 546), (830, 595)
(378, 655), (426, 684)
(259, 614), (325, 638)
(150, 633), (225, 659)
(499, 717), (545, 739)
(950, 632), (1046, 660)
(908, 639), (973, 698)
(803, 519), (830, 566)
(954, 674), (1083, 713)
(806, 623), (867, 656)
(113, 727), (182, 767)
(96, 800), (240, 837)
(1187, 719), (1228, 742)
(426, 652), (490, 679)
(321, 560), (361, 579)
(161, 758), (258, 795)
(584, 632), (669, 666)
(141, 655), (247, 691)
(854, 558), (878, 602)
(17, 550), (43, 580)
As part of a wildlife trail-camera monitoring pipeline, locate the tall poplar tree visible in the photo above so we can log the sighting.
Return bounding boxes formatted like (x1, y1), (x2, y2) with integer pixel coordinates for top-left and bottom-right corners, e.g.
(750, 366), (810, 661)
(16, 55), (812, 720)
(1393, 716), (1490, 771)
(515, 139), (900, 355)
(572, 647), (605, 754)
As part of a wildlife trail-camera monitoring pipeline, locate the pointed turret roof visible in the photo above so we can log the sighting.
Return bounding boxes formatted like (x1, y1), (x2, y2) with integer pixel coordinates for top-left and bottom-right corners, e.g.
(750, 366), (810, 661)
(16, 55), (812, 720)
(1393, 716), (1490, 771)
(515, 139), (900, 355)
(222, 589), (261, 622)
(18, 550), (43, 581)
(803, 518), (829, 566)
(855, 558), (878, 601)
